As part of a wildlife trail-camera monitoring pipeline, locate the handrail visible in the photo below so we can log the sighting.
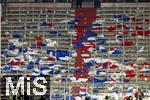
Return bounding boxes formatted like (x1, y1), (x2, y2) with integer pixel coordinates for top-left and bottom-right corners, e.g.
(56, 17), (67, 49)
(6, 3), (150, 8)
(1, 0), (150, 3)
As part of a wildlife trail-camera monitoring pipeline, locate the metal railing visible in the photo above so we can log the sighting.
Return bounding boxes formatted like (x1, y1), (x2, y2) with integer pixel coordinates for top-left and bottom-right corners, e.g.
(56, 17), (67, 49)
(0, 0), (149, 3)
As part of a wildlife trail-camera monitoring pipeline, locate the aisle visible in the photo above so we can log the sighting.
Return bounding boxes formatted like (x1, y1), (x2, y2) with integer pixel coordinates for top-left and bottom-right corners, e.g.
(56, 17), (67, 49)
(72, 8), (96, 96)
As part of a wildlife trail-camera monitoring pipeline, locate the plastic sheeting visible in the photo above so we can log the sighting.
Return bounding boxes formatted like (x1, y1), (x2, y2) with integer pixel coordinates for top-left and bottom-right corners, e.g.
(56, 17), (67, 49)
(49, 31), (61, 36)
(12, 34), (23, 38)
(93, 77), (109, 83)
(121, 40), (134, 46)
(96, 38), (108, 45)
(114, 14), (130, 22)
(80, 31), (97, 40)
(47, 49), (71, 60)
(108, 48), (122, 55)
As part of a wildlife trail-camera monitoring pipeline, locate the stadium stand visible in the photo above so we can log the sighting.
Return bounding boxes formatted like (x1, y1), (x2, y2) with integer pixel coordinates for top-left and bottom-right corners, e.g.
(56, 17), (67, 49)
(1, 2), (150, 100)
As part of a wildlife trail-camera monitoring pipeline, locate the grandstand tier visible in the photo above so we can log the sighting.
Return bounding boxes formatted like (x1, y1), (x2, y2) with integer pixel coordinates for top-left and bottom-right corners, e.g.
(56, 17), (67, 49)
(1, 2), (150, 100)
